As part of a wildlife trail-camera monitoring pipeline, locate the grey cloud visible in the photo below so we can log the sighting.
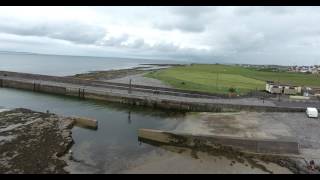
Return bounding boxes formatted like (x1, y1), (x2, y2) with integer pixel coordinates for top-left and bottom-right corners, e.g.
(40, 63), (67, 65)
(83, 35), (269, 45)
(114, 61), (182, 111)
(151, 42), (180, 52)
(0, 19), (107, 44)
(125, 38), (148, 49)
(172, 6), (214, 18)
(48, 23), (106, 44)
(153, 6), (215, 33)
(224, 32), (266, 53)
(234, 6), (293, 16)
(98, 34), (129, 46)
(154, 20), (206, 33)
(121, 39), (180, 52)
(2, 6), (320, 65)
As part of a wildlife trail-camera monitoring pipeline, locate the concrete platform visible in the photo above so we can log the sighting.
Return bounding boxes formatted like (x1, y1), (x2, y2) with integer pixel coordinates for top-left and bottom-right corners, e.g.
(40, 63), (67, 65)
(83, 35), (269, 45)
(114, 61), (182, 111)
(138, 128), (300, 155)
(71, 116), (98, 130)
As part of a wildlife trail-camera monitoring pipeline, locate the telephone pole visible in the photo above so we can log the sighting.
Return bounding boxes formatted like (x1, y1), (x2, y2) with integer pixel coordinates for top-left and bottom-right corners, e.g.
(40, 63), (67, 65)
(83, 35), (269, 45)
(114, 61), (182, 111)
(129, 79), (132, 94)
(216, 73), (219, 89)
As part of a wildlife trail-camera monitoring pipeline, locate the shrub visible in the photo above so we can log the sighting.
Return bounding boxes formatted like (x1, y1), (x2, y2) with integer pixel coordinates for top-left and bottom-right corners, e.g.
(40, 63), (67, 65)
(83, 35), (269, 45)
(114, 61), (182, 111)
(229, 87), (236, 93)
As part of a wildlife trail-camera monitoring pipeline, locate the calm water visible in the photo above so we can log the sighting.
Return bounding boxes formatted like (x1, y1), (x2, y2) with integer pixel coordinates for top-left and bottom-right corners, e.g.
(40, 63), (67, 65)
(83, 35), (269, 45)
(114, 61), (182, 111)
(0, 88), (185, 173)
(0, 53), (185, 76)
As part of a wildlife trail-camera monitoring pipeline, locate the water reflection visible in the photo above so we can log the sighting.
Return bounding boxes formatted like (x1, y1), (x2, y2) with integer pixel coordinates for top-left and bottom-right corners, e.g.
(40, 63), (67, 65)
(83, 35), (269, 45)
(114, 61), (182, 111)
(128, 111), (131, 125)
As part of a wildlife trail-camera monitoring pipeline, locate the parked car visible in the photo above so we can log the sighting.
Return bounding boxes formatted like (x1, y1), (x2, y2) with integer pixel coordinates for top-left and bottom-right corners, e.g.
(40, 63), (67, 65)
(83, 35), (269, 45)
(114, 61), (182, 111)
(306, 107), (319, 118)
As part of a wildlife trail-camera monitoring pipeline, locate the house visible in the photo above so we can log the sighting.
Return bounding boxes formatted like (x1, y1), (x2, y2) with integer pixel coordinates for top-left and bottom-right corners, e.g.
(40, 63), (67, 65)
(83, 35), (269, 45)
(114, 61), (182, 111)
(266, 81), (283, 94)
(283, 86), (301, 95)
(266, 81), (301, 95)
(313, 88), (320, 96)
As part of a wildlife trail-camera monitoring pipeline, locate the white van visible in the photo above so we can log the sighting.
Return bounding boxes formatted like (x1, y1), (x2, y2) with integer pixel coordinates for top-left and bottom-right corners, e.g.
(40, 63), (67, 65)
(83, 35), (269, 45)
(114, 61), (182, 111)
(306, 107), (318, 118)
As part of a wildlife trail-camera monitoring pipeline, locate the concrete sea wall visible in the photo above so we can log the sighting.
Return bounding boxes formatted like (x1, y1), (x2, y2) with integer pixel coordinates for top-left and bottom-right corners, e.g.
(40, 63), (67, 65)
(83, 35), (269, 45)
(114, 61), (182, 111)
(0, 76), (307, 113)
(138, 128), (300, 155)
(2, 78), (67, 95)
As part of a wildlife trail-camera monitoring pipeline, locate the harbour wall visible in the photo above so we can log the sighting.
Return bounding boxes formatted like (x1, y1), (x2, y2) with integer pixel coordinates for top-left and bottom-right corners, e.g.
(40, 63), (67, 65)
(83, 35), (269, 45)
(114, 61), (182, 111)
(0, 77), (307, 113)
(138, 128), (300, 155)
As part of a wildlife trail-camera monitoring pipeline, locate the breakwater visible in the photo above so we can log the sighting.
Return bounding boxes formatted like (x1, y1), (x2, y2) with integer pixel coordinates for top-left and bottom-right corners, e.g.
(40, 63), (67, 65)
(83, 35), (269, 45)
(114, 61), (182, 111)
(0, 71), (308, 112)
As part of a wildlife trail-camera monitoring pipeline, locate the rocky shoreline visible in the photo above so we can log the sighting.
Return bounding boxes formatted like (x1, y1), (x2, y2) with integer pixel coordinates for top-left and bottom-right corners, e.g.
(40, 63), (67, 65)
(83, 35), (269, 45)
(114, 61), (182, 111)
(0, 108), (74, 174)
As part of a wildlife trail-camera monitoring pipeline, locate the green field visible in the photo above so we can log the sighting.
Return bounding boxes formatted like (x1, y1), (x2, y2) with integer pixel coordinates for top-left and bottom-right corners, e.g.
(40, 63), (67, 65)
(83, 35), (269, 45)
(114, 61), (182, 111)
(145, 64), (320, 95)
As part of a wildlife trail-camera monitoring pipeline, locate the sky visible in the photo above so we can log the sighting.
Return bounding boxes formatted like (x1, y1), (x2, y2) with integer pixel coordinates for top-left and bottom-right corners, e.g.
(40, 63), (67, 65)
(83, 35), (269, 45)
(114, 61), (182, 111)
(0, 6), (320, 65)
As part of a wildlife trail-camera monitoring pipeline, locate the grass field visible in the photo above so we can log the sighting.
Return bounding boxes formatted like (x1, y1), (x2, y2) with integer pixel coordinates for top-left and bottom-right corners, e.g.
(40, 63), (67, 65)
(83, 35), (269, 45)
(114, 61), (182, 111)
(145, 64), (320, 95)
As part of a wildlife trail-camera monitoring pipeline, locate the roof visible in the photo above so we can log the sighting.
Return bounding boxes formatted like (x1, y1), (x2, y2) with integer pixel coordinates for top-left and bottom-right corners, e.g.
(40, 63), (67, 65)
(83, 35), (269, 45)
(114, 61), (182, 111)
(307, 107), (318, 113)
(266, 81), (300, 87)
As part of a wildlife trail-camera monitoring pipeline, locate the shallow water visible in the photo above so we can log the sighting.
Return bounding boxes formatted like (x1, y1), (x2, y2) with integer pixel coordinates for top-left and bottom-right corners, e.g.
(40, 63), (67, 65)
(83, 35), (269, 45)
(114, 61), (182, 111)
(0, 88), (185, 173)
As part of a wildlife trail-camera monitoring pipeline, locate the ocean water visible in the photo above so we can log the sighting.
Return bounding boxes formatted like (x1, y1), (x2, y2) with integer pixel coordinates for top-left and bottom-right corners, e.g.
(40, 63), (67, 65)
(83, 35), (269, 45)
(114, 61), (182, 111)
(0, 52), (185, 76)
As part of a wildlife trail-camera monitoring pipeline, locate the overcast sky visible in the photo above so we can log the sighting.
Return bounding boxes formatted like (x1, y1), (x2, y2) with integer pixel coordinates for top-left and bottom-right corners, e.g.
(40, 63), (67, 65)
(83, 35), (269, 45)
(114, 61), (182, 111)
(0, 6), (320, 65)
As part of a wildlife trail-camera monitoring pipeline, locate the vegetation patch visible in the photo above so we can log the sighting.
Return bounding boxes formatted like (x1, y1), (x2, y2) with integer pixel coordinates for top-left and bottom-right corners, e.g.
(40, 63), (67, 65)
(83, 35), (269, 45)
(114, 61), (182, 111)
(145, 64), (320, 95)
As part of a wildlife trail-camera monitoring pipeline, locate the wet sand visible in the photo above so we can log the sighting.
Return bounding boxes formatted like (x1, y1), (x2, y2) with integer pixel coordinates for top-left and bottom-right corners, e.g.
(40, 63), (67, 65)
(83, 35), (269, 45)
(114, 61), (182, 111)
(121, 146), (292, 174)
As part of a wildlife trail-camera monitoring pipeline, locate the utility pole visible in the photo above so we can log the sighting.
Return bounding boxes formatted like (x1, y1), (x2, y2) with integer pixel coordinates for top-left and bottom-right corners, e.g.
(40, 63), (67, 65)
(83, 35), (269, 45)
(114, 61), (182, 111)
(216, 73), (219, 89)
(129, 79), (132, 94)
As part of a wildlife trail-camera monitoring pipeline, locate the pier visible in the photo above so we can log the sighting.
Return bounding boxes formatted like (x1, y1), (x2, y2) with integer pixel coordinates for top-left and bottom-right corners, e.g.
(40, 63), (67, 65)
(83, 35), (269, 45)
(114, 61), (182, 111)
(0, 71), (319, 112)
(138, 128), (300, 155)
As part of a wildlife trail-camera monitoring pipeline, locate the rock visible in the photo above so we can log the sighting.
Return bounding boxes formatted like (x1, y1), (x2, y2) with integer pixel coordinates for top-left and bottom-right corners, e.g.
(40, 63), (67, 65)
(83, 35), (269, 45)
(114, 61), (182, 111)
(0, 108), (75, 174)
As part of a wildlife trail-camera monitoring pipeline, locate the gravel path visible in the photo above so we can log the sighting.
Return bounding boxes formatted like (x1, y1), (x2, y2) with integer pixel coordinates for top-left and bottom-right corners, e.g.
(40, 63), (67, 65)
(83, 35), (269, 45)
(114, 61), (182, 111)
(105, 73), (172, 88)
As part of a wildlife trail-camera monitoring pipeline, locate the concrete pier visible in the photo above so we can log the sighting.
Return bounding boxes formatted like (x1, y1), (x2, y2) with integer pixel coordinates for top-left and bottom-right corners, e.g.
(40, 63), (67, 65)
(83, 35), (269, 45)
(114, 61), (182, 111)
(138, 128), (300, 155)
(0, 71), (318, 112)
(71, 116), (98, 130)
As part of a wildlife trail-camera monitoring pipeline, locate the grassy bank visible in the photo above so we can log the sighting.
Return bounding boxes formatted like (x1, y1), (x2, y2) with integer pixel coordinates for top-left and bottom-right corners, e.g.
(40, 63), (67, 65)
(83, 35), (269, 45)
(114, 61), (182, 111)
(145, 64), (320, 94)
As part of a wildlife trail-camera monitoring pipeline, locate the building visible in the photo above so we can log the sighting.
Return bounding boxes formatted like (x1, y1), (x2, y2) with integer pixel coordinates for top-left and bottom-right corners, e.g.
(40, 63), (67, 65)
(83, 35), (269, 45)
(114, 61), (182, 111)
(266, 81), (301, 95)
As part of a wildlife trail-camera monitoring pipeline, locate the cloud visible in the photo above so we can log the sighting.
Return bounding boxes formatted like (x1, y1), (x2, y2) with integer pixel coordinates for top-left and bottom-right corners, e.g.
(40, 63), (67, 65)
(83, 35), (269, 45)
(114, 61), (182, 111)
(153, 7), (215, 33)
(151, 42), (180, 52)
(154, 20), (206, 33)
(1, 6), (320, 65)
(125, 38), (148, 49)
(0, 17), (107, 44)
(172, 6), (214, 18)
(98, 34), (129, 46)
